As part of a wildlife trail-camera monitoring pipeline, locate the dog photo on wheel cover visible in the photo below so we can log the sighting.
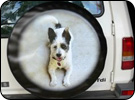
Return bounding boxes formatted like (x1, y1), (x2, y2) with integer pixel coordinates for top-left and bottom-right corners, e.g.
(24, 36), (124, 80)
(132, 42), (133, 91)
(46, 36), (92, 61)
(47, 18), (73, 87)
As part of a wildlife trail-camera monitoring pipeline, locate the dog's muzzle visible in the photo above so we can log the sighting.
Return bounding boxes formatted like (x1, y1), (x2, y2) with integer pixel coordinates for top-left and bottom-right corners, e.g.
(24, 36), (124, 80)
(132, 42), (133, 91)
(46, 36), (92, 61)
(52, 57), (66, 61)
(52, 57), (66, 66)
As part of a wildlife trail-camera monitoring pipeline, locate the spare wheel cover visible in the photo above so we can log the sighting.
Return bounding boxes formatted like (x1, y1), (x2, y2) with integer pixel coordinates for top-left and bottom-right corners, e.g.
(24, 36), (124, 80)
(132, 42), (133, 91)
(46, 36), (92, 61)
(7, 2), (107, 99)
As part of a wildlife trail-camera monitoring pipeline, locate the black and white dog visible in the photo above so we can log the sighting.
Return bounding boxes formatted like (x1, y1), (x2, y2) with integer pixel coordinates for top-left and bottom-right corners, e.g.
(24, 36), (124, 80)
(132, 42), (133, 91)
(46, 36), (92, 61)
(48, 16), (73, 87)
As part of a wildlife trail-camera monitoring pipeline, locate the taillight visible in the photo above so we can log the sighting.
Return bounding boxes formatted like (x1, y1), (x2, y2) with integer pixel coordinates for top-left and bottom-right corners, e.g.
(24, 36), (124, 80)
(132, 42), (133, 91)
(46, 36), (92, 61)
(122, 37), (134, 70)
(122, 90), (134, 96)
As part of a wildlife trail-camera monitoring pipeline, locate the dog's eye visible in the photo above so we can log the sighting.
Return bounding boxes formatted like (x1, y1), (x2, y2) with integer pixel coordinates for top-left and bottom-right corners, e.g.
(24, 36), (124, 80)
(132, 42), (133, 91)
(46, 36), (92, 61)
(54, 46), (57, 49)
(61, 44), (67, 50)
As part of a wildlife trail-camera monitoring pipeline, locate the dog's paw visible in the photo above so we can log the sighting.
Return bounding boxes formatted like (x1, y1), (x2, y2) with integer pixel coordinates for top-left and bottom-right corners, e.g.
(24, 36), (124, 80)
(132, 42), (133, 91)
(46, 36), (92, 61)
(63, 81), (71, 87)
(50, 81), (57, 87)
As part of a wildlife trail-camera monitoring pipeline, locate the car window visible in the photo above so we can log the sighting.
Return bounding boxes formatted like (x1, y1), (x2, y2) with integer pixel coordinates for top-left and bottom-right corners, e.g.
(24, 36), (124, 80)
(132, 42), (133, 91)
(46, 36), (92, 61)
(72, 1), (103, 16)
(1, 1), (104, 38)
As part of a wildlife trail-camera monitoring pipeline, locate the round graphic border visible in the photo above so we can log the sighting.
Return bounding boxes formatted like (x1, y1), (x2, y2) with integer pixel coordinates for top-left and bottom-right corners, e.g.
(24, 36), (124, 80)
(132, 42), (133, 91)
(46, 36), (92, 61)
(7, 2), (107, 99)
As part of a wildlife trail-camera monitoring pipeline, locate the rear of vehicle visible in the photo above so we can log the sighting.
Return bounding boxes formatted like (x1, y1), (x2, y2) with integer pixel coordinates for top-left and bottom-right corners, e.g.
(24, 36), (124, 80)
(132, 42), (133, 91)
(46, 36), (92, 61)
(1, 1), (134, 99)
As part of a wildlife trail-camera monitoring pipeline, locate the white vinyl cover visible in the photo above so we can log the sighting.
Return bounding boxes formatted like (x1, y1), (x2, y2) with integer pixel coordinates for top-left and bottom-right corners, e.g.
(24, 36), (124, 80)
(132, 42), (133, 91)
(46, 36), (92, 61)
(18, 10), (100, 91)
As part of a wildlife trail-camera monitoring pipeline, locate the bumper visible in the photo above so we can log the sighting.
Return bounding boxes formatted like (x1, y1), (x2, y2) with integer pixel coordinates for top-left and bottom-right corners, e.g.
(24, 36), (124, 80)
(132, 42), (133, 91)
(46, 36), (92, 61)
(3, 91), (116, 99)
(2, 82), (134, 99)
(115, 82), (134, 99)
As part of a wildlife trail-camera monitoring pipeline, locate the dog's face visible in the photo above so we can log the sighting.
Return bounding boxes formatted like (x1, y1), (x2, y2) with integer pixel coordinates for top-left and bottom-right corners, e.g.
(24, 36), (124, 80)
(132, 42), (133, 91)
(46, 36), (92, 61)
(48, 27), (71, 61)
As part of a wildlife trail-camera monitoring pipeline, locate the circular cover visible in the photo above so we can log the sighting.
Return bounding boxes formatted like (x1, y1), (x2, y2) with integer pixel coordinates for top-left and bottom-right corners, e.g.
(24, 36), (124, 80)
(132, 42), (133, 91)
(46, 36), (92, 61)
(7, 2), (107, 99)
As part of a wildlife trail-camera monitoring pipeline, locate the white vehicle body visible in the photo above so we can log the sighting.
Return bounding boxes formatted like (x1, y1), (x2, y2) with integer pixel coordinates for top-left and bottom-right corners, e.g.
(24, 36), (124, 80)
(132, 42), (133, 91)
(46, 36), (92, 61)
(1, 1), (134, 96)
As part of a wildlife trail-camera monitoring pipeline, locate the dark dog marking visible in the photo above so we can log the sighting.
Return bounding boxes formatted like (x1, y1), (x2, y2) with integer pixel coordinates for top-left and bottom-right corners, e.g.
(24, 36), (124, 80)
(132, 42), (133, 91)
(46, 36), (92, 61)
(61, 43), (67, 50)
(55, 23), (62, 29)
(54, 45), (57, 49)
(65, 46), (69, 52)
(62, 28), (71, 45)
(61, 43), (69, 52)
(48, 28), (56, 43)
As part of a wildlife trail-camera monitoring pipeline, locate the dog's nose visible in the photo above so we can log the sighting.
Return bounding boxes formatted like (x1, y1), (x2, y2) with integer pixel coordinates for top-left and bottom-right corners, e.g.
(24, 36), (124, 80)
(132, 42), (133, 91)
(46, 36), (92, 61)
(56, 54), (61, 57)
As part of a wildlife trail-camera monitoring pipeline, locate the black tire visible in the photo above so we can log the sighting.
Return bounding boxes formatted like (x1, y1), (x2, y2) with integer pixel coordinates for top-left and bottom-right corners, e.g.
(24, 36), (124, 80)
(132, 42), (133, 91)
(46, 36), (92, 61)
(7, 2), (107, 99)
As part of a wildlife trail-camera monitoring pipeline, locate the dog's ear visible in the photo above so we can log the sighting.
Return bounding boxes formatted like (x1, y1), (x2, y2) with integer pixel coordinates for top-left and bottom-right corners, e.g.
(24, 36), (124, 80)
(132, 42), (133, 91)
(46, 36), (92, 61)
(62, 27), (71, 45)
(48, 28), (56, 43)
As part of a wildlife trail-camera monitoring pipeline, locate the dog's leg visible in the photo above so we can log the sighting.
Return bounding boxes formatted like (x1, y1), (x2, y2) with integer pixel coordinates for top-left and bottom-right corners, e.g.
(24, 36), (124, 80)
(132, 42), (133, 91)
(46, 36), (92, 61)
(48, 68), (57, 87)
(63, 67), (72, 87)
